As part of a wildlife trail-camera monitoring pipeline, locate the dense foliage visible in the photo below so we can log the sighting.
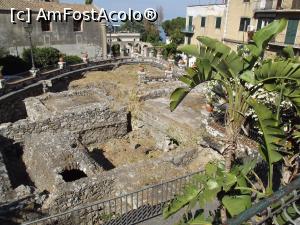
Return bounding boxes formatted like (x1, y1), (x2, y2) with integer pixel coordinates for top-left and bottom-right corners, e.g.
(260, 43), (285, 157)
(162, 43), (178, 59)
(164, 19), (300, 224)
(120, 21), (161, 44)
(162, 17), (186, 45)
(0, 55), (30, 75)
(22, 47), (60, 68)
(85, 0), (93, 4)
(64, 55), (83, 65)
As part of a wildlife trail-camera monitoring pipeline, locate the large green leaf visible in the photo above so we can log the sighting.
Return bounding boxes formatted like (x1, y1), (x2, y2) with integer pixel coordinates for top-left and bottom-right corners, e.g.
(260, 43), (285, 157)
(253, 60), (300, 82)
(282, 46), (295, 59)
(188, 212), (212, 225)
(205, 162), (218, 176)
(170, 87), (190, 112)
(246, 19), (287, 59)
(222, 172), (237, 192)
(163, 184), (200, 219)
(170, 58), (214, 112)
(197, 36), (245, 77)
(248, 99), (284, 164)
(222, 195), (251, 217)
(178, 44), (200, 57)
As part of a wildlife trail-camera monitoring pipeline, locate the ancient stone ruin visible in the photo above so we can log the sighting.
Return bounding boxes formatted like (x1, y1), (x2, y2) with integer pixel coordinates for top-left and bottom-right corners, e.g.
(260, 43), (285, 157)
(0, 63), (257, 225)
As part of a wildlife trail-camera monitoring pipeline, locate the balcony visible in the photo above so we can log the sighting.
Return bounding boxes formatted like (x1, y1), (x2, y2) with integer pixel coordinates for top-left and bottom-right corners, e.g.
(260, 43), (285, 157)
(181, 26), (194, 35)
(254, 0), (300, 12)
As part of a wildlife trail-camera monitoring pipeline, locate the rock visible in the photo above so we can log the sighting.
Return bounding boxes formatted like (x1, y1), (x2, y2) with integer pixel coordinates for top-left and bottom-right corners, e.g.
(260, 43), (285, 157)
(15, 185), (35, 198)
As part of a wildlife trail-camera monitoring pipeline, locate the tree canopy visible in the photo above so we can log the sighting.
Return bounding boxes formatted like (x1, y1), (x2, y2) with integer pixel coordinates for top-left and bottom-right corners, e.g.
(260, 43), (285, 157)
(85, 0), (93, 4)
(162, 17), (186, 45)
(120, 21), (161, 44)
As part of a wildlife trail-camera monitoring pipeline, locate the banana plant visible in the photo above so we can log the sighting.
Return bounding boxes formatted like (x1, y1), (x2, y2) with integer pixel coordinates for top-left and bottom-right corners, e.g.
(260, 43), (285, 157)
(170, 19), (293, 173)
(167, 19), (300, 223)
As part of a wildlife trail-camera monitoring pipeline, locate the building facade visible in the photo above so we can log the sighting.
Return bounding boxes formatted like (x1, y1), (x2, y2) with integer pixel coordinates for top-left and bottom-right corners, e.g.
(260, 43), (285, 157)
(182, 3), (227, 46)
(183, 0), (300, 55)
(0, 0), (107, 59)
(254, 0), (300, 53)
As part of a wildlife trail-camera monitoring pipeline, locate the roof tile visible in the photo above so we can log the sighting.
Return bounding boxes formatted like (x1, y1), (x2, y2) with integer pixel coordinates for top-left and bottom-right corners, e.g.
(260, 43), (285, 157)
(0, 0), (99, 13)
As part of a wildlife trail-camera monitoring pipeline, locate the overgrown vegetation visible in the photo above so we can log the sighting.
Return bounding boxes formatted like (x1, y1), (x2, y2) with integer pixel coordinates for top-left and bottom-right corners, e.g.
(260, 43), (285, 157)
(164, 19), (300, 224)
(0, 55), (30, 75)
(63, 55), (83, 65)
(22, 47), (60, 68)
(162, 17), (186, 45)
(85, 0), (93, 4)
(120, 21), (162, 44)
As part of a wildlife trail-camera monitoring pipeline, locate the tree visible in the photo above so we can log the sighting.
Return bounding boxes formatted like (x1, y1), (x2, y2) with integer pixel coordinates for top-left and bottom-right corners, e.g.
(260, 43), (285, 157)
(162, 43), (177, 58)
(162, 17), (186, 45)
(164, 19), (300, 224)
(143, 20), (161, 43)
(120, 20), (161, 44)
(85, 0), (93, 4)
(22, 47), (60, 68)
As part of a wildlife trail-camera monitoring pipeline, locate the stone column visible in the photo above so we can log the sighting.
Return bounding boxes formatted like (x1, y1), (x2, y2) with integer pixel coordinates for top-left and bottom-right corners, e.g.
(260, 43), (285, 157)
(100, 22), (107, 59)
(120, 45), (125, 57)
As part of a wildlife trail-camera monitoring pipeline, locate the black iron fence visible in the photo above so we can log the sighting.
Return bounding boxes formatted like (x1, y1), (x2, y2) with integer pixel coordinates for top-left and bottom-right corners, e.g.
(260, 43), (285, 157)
(228, 176), (300, 225)
(22, 171), (201, 225)
(20, 170), (300, 225)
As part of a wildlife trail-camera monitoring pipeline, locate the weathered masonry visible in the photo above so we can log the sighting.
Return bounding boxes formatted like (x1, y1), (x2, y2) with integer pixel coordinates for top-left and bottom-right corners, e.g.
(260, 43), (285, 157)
(0, 0), (107, 57)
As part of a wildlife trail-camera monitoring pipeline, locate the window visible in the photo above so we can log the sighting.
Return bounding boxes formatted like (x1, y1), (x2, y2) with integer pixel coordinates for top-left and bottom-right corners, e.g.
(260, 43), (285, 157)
(201, 17), (206, 28)
(243, 0), (250, 2)
(188, 16), (193, 29)
(257, 19), (262, 30)
(73, 19), (83, 32)
(41, 19), (51, 32)
(239, 17), (250, 31)
(216, 17), (222, 29)
(257, 18), (273, 30)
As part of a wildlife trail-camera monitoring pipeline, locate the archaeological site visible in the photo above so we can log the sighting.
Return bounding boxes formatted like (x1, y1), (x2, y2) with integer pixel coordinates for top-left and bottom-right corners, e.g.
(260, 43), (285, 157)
(0, 58), (259, 225)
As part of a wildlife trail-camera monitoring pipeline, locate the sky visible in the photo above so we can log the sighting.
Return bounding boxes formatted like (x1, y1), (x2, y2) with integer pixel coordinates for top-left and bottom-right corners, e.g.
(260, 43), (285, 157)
(62, 0), (220, 20)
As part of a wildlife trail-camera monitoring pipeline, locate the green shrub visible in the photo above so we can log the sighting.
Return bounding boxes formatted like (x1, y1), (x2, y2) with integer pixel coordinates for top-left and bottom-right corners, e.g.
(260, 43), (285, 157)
(162, 43), (178, 59)
(0, 55), (30, 75)
(22, 47), (60, 68)
(64, 55), (83, 65)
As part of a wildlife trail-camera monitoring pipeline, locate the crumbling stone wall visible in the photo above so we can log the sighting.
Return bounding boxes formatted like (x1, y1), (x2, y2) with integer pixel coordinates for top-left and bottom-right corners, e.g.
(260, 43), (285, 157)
(0, 110), (128, 145)
(0, 101), (128, 145)
(0, 150), (11, 202)
(23, 132), (104, 193)
(0, 83), (44, 124)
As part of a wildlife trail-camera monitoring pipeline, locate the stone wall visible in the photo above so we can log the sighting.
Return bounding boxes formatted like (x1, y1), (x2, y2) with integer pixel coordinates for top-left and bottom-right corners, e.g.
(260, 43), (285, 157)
(0, 58), (169, 124)
(0, 102), (128, 145)
(0, 9), (107, 58)
(0, 83), (44, 123)
(0, 150), (11, 202)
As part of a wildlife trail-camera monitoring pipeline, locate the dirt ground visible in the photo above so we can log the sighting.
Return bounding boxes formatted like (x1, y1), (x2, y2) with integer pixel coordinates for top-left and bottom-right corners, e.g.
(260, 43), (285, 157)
(70, 64), (163, 102)
(70, 65), (170, 167)
(88, 130), (161, 169)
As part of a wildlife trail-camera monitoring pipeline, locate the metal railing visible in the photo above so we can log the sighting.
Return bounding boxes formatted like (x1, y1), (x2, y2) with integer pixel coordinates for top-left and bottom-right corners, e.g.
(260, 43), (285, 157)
(181, 26), (194, 34)
(228, 176), (300, 225)
(22, 171), (201, 225)
(254, 0), (300, 11)
(1, 56), (176, 96)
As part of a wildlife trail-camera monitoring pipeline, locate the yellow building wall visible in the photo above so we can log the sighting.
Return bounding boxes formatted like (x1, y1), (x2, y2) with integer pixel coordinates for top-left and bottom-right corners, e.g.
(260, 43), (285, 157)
(224, 0), (257, 43)
(190, 15), (224, 45)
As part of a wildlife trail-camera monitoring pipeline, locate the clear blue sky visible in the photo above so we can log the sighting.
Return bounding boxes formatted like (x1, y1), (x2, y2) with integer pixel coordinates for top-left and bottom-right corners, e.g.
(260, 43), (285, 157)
(61, 0), (220, 20)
